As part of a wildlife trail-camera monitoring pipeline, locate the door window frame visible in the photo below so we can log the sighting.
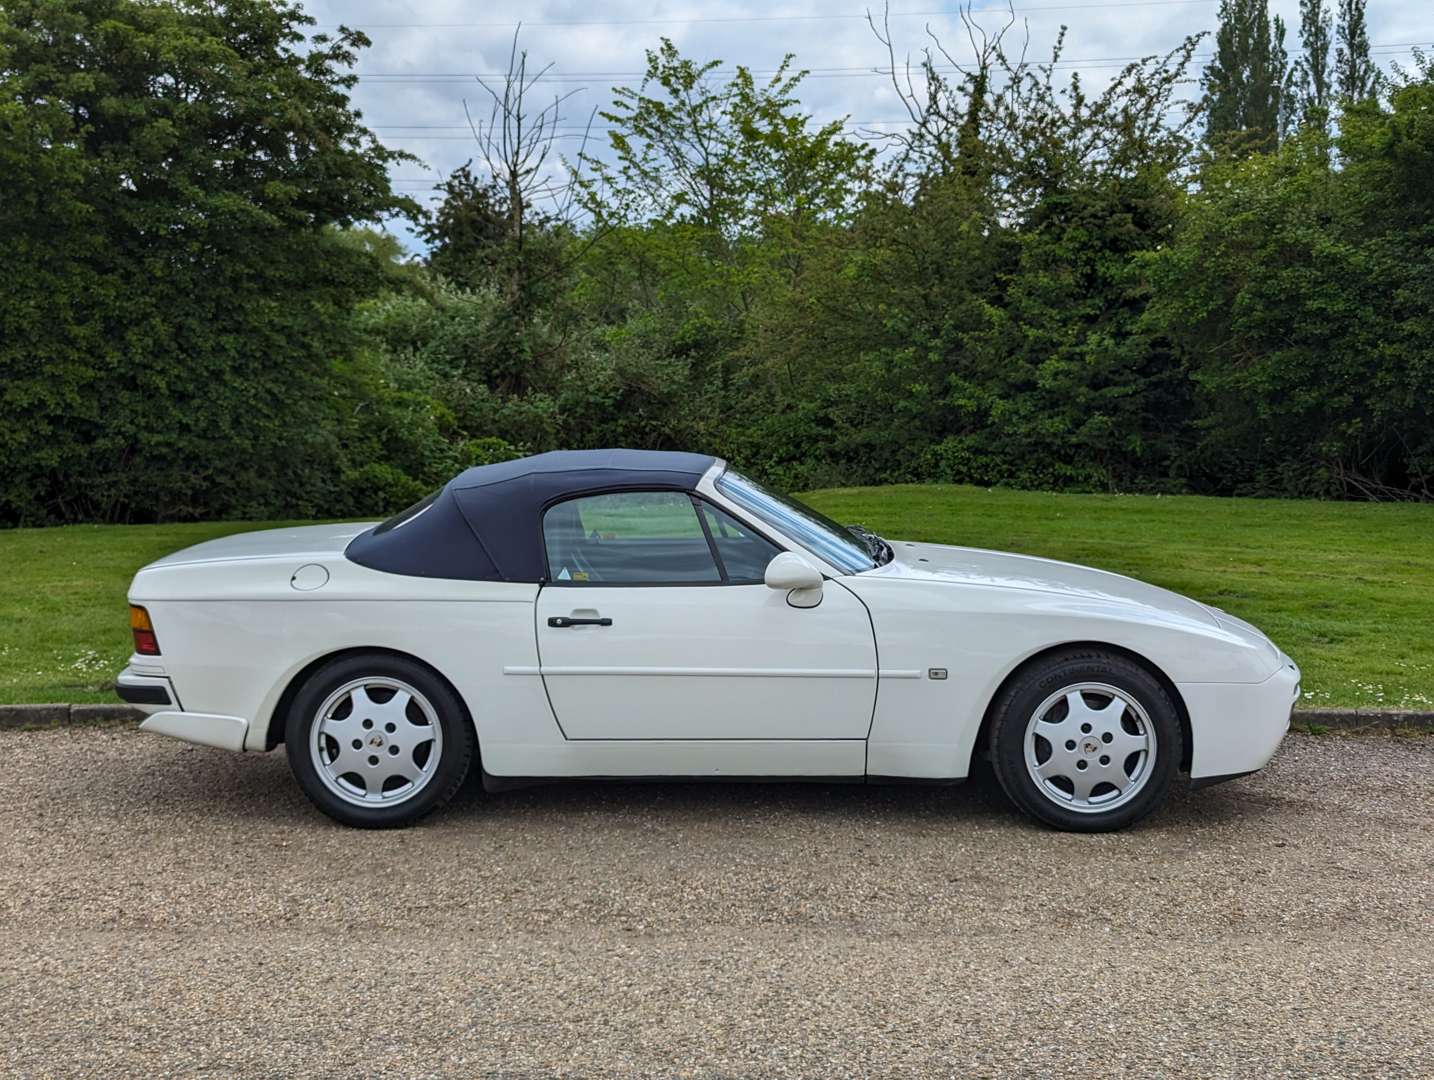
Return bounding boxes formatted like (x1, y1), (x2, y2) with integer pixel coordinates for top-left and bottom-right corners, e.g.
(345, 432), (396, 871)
(539, 487), (786, 587)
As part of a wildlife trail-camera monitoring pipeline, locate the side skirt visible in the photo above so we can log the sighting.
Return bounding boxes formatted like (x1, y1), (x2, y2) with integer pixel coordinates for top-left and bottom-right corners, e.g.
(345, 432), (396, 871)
(481, 769), (966, 793)
(864, 774), (968, 787)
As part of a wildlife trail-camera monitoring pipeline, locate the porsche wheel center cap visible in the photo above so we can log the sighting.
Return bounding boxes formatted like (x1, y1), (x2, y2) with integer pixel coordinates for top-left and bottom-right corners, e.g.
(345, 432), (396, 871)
(368, 734), (385, 749)
(1080, 738), (1100, 756)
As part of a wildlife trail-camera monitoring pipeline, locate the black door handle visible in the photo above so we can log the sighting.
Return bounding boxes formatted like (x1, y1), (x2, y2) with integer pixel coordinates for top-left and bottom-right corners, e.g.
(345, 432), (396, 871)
(548, 616), (613, 628)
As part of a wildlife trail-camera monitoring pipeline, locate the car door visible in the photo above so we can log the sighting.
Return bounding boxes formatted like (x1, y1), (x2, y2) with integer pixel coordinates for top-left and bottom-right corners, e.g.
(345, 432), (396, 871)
(534, 490), (877, 741)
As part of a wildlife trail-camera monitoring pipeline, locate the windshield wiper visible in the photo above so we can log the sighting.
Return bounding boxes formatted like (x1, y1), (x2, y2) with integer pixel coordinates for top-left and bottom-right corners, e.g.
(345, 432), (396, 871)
(846, 524), (894, 566)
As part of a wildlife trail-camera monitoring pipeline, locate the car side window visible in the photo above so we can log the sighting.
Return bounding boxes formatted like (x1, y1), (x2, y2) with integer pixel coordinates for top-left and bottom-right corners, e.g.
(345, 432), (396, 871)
(544, 491), (721, 584)
(699, 501), (782, 583)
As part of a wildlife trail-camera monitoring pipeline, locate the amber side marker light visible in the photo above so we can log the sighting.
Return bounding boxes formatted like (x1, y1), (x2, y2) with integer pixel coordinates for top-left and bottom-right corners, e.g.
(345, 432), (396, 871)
(129, 605), (161, 656)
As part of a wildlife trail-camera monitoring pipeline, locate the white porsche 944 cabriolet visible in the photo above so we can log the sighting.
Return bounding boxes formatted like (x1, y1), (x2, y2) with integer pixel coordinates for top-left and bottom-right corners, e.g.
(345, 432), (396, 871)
(117, 450), (1299, 831)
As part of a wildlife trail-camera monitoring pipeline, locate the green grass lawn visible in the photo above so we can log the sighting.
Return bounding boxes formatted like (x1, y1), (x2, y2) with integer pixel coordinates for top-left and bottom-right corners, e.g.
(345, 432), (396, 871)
(0, 520), (314, 705)
(1, 486), (1431, 709)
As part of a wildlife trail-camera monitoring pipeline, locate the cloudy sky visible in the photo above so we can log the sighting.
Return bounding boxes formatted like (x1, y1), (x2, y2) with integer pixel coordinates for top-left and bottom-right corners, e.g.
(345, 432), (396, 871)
(299, 1), (1434, 248)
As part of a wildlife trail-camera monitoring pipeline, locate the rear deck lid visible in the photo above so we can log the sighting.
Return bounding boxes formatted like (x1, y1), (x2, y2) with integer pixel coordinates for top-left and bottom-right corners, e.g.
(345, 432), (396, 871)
(142, 523), (375, 569)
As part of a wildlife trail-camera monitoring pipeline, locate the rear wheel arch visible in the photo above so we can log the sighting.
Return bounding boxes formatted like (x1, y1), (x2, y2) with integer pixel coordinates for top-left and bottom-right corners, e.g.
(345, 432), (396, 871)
(264, 647), (476, 754)
(971, 641), (1193, 775)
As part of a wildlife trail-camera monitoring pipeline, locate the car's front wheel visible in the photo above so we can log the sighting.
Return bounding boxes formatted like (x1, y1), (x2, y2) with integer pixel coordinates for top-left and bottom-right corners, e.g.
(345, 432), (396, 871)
(988, 649), (1182, 832)
(285, 654), (474, 828)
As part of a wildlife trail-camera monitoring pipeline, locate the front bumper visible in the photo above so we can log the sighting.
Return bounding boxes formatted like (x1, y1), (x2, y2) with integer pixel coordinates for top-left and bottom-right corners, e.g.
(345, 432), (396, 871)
(116, 664), (249, 752)
(1179, 657), (1301, 780)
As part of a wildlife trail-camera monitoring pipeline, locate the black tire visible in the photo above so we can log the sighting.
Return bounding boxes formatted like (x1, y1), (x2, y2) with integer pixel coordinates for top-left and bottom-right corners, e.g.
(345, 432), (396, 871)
(988, 648), (1182, 833)
(285, 653), (475, 828)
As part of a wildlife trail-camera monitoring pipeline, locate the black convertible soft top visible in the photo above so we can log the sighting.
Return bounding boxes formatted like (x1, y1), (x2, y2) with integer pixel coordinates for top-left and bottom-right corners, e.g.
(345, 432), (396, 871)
(345, 449), (717, 582)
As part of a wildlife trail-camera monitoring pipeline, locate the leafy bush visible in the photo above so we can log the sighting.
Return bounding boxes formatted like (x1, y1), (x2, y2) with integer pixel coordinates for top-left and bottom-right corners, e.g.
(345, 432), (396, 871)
(0, 0), (414, 524)
(5, 13), (1433, 524)
(1143, 63), (1434, 497)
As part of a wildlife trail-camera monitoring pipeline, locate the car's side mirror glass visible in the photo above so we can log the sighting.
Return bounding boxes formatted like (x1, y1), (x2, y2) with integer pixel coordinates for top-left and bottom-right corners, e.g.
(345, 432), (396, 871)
(764, 552), (824, 608)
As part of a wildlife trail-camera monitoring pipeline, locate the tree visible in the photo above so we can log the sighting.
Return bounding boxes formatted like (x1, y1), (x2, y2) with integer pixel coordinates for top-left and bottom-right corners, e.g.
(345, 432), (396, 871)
(1203, 0), (1292, 154)
(459, 29), (595, 320)
(736, 11), (1205, 492)
(1272, 16), (1294, 137)
(0, 0), (416, 523)
(1335, 0), (1380, 103)
(417, 31), (600, 408)
(573, 37), (872, 455)
(866, 3), (1015, 187)
(417, 163), (510, 291)
(1144, 59), (1434, 499)
(1294, 0), (1334, 128)
(580, 40), (870, 258)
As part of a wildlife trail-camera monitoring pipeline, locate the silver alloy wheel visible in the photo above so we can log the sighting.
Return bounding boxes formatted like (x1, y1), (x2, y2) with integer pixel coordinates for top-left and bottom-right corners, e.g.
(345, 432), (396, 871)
(1023, 682), (1156, 814)
(309, 677), (444, 808)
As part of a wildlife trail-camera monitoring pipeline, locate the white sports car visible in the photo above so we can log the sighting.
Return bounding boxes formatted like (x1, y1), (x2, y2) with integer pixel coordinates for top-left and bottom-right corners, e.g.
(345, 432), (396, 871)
(117, 450), (1299, 831)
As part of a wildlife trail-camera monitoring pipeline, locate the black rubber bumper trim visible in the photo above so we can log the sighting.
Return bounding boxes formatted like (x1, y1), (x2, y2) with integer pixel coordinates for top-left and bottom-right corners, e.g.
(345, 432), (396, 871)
(116, 683), (172, 706)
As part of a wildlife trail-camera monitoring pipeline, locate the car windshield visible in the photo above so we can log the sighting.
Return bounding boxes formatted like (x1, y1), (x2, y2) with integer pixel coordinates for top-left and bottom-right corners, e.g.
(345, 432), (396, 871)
(715, 469), (880, 575)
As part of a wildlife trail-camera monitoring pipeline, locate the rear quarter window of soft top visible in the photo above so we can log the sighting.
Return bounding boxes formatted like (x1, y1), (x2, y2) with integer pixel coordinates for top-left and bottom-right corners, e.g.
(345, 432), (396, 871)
(372, 489), (441, 535)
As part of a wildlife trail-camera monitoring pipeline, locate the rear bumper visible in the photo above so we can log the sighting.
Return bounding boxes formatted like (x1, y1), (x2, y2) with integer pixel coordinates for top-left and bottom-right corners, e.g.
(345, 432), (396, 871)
(140, 711), (249, 752)
(115, 666), (180, 715)
(117, 664), (249, 752)
(1179, 657), (1300, 780)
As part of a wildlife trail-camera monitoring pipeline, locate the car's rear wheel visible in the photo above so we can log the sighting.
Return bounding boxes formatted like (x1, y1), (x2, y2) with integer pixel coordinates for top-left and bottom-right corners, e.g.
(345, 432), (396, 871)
(285, 654), (474, 828)
(988, 649), (1182, 832)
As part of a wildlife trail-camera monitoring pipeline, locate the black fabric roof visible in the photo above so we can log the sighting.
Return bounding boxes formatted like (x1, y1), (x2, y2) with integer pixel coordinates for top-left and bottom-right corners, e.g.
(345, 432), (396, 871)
(345, 449), (717, 582)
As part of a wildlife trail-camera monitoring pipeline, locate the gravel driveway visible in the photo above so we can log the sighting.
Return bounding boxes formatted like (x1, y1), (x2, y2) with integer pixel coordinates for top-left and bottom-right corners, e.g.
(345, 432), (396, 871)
(1, 727), (1431, 1078)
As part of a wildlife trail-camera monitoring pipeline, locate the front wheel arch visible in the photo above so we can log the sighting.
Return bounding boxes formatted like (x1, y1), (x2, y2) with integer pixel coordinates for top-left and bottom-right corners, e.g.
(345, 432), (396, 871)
(971, 641), (1193, 775)
(264, 646), (476, 757)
